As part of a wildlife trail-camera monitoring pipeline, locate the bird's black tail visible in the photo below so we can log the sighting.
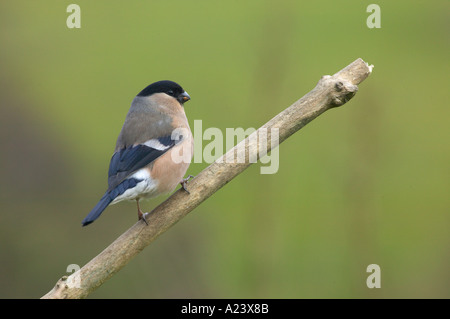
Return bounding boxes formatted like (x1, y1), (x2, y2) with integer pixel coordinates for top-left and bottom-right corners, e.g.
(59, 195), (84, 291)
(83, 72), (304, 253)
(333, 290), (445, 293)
(82, 192), (113, 226)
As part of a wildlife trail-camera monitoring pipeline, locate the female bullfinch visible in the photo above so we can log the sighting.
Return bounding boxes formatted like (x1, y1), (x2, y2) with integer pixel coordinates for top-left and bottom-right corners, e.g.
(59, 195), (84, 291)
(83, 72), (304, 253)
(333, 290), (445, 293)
(82, 80), (194, 226)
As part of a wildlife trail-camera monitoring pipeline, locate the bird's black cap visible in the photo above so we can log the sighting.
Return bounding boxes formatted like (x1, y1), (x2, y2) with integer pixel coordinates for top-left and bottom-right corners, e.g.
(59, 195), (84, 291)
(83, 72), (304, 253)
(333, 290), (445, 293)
(137, 80), (190, 104)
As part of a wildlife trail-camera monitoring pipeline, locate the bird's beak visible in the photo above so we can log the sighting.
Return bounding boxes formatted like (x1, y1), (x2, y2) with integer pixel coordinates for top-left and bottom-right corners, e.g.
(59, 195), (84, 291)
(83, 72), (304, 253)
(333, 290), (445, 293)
(179, 91), (191, 104)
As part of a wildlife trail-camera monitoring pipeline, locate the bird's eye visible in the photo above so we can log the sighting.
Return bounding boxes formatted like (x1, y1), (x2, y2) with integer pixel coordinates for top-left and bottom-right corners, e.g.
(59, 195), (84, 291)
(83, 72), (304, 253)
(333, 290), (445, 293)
(167, 90), (174, 96)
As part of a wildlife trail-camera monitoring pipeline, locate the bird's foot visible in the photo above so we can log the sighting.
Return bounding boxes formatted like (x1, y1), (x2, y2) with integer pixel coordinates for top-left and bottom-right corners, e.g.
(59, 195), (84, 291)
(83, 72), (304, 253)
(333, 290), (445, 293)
(138, 211), (149, 226)
(180, 175), (194, 194)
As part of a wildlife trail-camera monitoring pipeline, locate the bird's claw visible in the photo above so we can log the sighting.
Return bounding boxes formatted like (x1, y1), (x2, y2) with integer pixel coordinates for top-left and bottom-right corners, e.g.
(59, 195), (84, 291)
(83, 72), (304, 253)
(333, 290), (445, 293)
(139, 212), (149, 226)
(180, 175), (194, 194)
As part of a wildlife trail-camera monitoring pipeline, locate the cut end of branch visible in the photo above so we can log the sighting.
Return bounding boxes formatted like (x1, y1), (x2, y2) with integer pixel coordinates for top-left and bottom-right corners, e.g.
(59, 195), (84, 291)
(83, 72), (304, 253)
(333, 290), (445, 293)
(333, 58), (374, 85)
(315, 58), (373, 108)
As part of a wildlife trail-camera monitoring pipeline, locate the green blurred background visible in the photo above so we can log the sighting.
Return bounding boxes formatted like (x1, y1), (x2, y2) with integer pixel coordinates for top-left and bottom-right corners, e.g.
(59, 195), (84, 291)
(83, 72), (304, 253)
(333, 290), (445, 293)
(0, 0), (448, 298)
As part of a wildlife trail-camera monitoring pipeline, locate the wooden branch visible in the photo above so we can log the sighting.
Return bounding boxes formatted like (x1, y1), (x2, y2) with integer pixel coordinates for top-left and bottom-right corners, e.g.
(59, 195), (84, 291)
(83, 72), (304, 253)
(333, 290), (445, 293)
(41, 58), (373, 299)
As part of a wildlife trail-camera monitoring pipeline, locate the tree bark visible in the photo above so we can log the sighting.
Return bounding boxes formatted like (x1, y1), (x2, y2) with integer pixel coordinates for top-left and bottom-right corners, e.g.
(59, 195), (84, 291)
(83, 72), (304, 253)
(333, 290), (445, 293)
(42, 58), (373, 299)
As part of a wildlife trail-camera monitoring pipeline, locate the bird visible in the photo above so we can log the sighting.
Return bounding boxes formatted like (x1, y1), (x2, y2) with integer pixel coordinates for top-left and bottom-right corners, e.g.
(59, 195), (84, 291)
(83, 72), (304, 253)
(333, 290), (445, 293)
(81, 80), (194, 226)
